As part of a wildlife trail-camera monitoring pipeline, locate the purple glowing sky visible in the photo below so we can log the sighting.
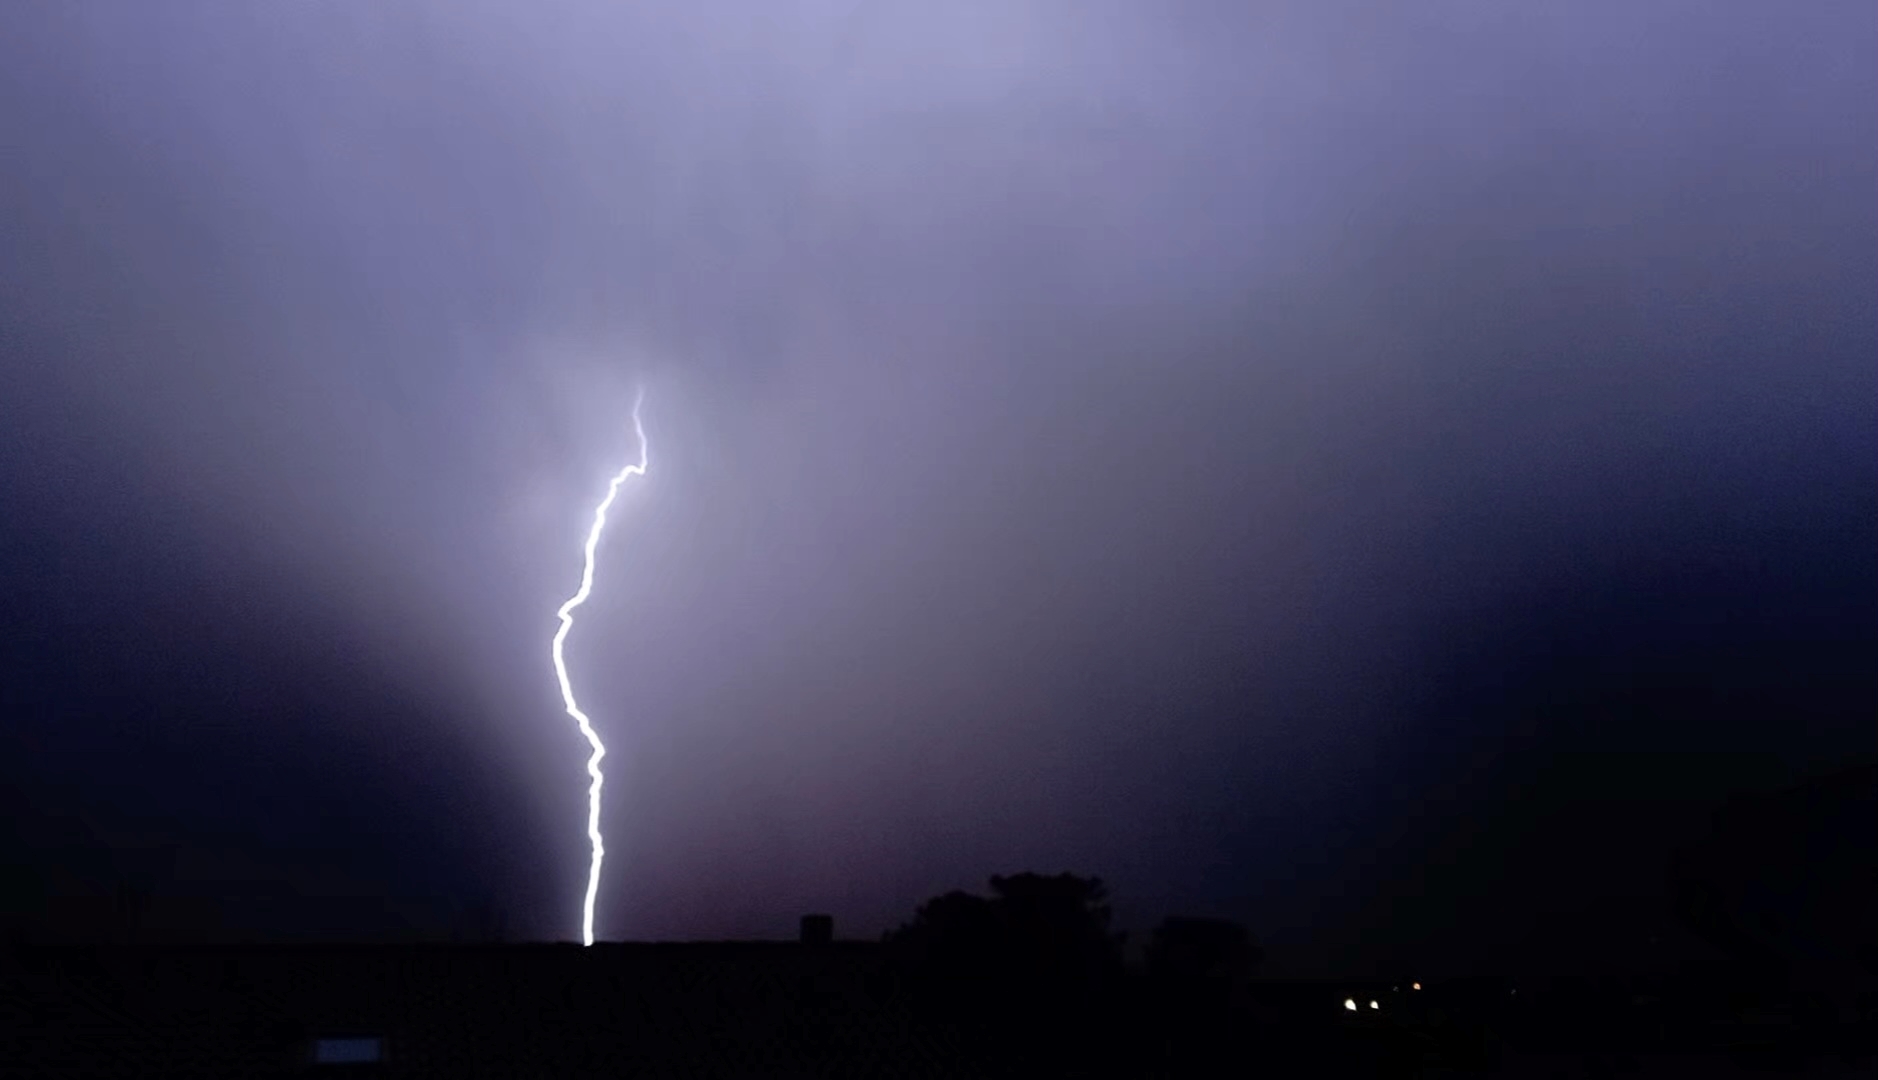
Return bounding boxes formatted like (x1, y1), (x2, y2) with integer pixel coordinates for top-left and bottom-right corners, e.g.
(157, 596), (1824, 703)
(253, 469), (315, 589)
(2, 2), (1872, 974)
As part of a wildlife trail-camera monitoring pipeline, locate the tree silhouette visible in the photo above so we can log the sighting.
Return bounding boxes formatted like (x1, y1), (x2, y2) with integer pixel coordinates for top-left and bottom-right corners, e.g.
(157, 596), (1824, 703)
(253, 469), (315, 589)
(1137, 917), (1264, 1071)
(885, 889), (1003, 985)
(1146, 916), (1263, 989)
(884, 873), (1132, 1076)
(885, 872), (1125, 1041)
(987, 872), (1120, 986)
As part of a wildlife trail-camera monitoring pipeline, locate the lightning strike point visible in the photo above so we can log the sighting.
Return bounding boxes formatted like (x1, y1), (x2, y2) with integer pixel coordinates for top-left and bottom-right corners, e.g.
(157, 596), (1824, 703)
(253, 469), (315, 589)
(552, 388), (648, 946)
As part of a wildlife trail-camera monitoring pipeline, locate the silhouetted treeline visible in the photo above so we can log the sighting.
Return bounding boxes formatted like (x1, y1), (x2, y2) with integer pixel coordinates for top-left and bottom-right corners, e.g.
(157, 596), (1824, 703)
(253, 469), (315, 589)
(5, 766), (1867, 1077)
(880, 873), (1284, 1075)
(875, 830), (1876, 1077)
(879, 873), (1126, 1072)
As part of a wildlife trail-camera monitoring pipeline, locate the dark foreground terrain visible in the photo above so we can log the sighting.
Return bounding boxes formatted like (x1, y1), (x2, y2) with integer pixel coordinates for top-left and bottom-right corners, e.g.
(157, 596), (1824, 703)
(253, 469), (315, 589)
(2, 938), (1871, 1078)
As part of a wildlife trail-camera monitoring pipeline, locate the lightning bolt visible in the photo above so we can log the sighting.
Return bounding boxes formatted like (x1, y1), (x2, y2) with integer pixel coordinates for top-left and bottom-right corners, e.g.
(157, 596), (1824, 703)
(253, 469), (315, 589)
(552, 388), (648, 946)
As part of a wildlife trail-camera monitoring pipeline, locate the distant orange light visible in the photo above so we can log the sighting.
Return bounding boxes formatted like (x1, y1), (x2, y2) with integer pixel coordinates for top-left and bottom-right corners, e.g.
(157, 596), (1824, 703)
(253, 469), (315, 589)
(1412, 982), (1422, 991)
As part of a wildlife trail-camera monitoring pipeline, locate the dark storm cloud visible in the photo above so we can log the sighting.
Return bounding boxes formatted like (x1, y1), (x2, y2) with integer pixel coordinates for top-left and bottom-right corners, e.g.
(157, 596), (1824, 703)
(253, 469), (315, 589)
(3, 2), (1872, 961)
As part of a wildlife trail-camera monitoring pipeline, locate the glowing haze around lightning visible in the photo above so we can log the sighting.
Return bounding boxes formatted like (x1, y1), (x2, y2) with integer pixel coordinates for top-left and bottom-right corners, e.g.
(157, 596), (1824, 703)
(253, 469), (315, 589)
(552, 388), (648, 946)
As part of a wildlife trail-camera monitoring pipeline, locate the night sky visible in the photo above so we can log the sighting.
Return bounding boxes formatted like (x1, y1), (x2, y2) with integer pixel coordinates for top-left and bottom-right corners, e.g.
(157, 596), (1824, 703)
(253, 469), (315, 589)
(2, 2), (1873, 976)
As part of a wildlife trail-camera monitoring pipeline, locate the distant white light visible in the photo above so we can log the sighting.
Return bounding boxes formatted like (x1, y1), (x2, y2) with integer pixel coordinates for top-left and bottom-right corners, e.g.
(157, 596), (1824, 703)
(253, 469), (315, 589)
(1412, 982), (1422, 991)
(1344, 998), (1357, 1011)
(1369, 1000), (1380, 1010)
